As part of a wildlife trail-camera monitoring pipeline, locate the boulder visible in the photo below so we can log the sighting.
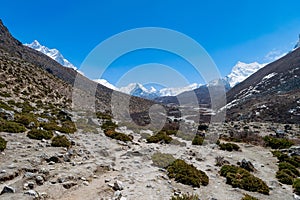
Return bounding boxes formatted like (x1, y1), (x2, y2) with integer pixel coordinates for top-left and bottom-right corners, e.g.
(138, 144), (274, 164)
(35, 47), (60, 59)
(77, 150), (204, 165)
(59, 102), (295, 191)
(239, 159), (256, 172)
(113, 180), (124, 191)
(0, 185), (15, 195)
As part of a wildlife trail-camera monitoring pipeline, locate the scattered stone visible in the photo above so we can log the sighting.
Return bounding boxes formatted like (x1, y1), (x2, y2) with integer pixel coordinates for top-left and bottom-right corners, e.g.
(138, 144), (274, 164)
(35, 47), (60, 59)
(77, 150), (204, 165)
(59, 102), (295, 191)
(83, 181), (89, 186)
(37, 117), (49, 123)
(112, 190), (122, 200)
(238, 159), (256, 172)
(113, 180), (124, 191)
(105, 178), (111, 183)
(24, 190), (38, 197)
(0, 108), (14, 121)
(35, 175), (44, 185)
(63, 181), (77, 189)
(1, 185), (15, 195)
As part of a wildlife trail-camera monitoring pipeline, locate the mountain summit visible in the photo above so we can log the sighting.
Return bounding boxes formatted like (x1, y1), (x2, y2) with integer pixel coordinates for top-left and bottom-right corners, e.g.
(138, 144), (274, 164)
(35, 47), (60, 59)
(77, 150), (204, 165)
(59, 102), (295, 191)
(24, 40), (76, 69)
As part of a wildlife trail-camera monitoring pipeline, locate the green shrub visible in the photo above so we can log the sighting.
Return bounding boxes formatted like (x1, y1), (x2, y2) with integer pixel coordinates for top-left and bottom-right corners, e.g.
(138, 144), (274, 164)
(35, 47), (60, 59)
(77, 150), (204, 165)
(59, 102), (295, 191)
(101, 120), (118, 130)
(60, 120), (76, 133)
(41, 122), (61, 131)
(171, 194), (199, 200)
(15, 114), (38, 128)
(167, 159), (209, 187)
(27, 129), (53, 140)
(241, 194), (259, 200)
(293, 178), (300, 195)
(276, 169), (295, 185)
(147, 132), (172, 144)
(192, 135), (204, 145)
(218, 142), (240, 151)
(278, 162), (300, 177)
(0, 101), (13, 111)
(0, 136), (7, 151)
(0, 119), (26, 133)
(151, 152), (176, 168)
(220, 165), (269, 195)
(272, 151), (300, 168)
(51, 135), (71, 148)
(104, 129), (133, 142)
(96, 112), (112, 120)
(263, 136), (294, 149)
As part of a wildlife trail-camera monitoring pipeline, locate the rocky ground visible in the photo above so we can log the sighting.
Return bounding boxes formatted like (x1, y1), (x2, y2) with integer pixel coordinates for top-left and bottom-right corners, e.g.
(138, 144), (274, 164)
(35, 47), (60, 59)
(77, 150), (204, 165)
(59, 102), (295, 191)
(1, 117), (300, 200)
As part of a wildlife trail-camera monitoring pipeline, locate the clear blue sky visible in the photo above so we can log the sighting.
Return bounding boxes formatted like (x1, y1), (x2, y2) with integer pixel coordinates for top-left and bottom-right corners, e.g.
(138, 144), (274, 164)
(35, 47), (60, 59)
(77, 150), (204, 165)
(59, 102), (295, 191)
(1, 0), (300, 87)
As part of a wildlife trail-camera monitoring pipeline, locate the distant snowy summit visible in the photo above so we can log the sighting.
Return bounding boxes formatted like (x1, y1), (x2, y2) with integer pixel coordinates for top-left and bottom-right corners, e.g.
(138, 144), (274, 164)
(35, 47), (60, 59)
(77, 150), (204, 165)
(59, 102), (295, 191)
(93, 79), (202, 99)
(225, 61), (266, 87)
(24, 40), (77, 70)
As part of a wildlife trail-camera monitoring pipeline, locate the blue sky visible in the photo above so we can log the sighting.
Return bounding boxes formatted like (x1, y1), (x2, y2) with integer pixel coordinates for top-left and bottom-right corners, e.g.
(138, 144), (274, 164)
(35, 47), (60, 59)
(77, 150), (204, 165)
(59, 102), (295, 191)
(1, 0), (300, 87)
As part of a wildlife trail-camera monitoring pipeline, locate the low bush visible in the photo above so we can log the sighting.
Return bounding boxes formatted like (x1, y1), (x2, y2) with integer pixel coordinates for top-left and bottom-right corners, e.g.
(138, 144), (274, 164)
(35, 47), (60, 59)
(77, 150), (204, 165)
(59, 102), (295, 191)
(27, 129), (53, 140)
(151, 152), (175, 168)
(278, 162), (300, 177)
(147, 131), (172, 144)
(60, 120), (76, 133)
(218, 142), (240, 151)
(241, 194), (259, 200)
(0, 119), (26, 133)
(15, 113), (38, 128)
(192, 135), (204, 145)
(0, 136), (7, 151)
(51, 135), (71, 148)
(170, 194), (199, 200)
(220, 165), (269, 195)
(167, 159), (209, 187)
(96, 112), (112, 120)
(263, 136), (294, 149)
(104, 129), (133, 142)
(293, 178), (300, 195)
(276, 169), (294, 185)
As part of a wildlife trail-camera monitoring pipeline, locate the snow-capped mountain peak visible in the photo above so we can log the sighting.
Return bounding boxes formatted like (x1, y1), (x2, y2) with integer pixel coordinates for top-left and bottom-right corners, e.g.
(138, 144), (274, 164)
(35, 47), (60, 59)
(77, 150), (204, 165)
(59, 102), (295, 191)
(24, 40), (77, 70)
(225, 61), (267, 87)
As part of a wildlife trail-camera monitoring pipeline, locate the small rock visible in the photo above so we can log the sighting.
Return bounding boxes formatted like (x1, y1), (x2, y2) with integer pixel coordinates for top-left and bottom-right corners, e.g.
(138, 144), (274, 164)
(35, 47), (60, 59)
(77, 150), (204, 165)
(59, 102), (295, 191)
(0, 185), (15, 195)
(104, 179), (111, 183)
(83, 181), (89, 186)
(35, 175), (44, 185)
(63, 181), (77, 189)
(24, 190), (38, 197)
(113, 180), (124, 191)
(112, 190), (122, 200)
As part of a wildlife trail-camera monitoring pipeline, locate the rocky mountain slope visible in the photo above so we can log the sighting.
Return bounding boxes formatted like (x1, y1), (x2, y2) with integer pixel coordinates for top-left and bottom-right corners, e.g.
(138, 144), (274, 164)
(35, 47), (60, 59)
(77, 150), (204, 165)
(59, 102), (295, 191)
(225, 47), (300, 124)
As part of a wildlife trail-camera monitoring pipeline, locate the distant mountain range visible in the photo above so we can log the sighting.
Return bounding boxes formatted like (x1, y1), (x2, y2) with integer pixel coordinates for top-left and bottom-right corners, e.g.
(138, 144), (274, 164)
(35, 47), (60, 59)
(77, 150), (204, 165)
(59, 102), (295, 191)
(25, 40), (267, 99)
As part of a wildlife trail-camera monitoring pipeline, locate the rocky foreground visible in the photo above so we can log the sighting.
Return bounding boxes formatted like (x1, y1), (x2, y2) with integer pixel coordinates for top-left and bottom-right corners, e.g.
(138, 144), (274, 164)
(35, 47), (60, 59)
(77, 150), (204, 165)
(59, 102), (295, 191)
(1, 117), (300, 200)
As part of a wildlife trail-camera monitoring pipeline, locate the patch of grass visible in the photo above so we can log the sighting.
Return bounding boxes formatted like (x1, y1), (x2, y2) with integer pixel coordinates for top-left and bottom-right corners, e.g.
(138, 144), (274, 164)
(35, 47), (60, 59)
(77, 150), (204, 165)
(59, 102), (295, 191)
(278, 162), (300, 177)
(276, 169), (295, 185)
(0, 101), (14, 111)
(147, 131), (172, 144)
(104, 129), (133, 142)
(170, 194), (199, 200)
(220, 165), (269, 195)
(241, 194), (259, 200)
(151, 152), (176, 168)
(0, 136), (7, 151)
(101, 120), (132, 142)
(0, 119), (26, 133)
(192, 135), (204, 145)
(167, 159), (209, 188)
(263, 136), (294, 149)
(51, 135), (71, 148)
(15, 113), (38, 128)
(0, 92), (11, 97)
(293, 178), (300, 195)
(27, 129), (53, 140)
(60, 120), (76, 133)
(218, 142), (240, 151)
(96, 112), (112, 120)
